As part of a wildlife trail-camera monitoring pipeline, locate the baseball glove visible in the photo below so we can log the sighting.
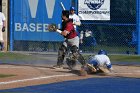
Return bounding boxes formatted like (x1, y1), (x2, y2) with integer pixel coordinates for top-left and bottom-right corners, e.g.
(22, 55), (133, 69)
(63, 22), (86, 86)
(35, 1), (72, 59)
(48, 24), (57, 31)
(2, 27), (5, 32)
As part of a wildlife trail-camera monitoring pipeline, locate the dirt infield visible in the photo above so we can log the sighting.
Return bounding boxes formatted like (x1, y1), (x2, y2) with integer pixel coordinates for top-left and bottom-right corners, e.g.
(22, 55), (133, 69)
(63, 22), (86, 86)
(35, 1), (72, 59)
(0, 64), (140, 90)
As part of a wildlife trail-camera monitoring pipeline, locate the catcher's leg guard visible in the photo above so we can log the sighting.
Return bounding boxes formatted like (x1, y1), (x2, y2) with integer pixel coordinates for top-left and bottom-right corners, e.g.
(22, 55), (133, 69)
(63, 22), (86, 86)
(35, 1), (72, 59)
(70, 45), (79, 60)
(66, 58), (76, 70)
(70, 45), (86, 66)
(57, 45), (67, 66)
(77, 53), (86, 66)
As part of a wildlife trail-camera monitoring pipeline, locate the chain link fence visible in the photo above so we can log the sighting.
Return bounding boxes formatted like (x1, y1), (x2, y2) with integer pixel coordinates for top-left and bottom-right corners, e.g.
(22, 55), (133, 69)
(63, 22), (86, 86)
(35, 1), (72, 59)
(12, 0), (136, 55)
(13, 24), (137, 54)
(78, 23), (136, 54)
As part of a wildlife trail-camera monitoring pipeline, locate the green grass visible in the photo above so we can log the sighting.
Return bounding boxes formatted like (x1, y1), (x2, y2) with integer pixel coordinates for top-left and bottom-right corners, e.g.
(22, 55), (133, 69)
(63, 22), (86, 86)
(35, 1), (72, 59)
(0, 52), (140, 63)
(0, 74), (16, 78)
(0, 52), (34, 60)
(81, 45), (136, 53)
(0, 52), (45, 62)
(84, 54), (140, 62)
(108, 55), (140, 62)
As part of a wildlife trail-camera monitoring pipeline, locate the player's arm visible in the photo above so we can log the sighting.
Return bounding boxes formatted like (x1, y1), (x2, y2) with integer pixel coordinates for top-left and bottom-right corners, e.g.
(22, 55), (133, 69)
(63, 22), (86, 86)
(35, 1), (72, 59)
(55, 29), (69, 36)
(2, 13), (6, 32)
(73, 21), (81, 26)
(56, 24), (71, 36)
(61, 30), (69, 36)
(73, 16), (81, 26)
(3, 20), (6, 27)
(106, 57), (113, 72)
(80, 31), (84, 43)
(2, 13), (6, 27)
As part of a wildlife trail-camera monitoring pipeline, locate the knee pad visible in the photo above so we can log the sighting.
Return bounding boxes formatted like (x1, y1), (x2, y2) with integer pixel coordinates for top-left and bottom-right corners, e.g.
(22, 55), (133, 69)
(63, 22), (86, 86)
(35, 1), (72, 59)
(70, 46), (86, 66)
(71, 45), (78, 53)
(66, 58), (76, 70)
(58, 45), (66, 62)
(70, 45), (79, 59)
(77, 54), (86, 66)
(58, 45), (67, 56)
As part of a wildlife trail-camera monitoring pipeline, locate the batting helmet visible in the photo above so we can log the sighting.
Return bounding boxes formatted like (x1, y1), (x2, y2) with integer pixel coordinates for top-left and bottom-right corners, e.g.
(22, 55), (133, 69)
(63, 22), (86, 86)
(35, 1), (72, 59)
(70, 6), (75, 11)
(98, 50), (107, 55)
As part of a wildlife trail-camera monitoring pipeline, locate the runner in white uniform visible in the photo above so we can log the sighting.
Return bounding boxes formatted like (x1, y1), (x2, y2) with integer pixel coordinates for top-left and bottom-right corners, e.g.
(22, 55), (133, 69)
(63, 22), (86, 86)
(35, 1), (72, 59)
(86, 50), (113, 73)
(0, 12), (6, 51)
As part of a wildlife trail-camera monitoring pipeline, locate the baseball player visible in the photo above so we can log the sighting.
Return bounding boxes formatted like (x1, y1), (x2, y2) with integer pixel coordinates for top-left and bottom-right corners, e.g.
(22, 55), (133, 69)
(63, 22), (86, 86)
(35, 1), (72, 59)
(85, 50), (113, 74)
(52, 10), (86, 69)
(69, 6), (81, 30)
(0, 11), (6, 51)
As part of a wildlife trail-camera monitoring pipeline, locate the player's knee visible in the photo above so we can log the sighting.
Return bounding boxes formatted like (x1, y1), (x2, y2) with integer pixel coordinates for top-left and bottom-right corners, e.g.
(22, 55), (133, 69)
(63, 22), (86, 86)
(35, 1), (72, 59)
(71, 45), (78, 53)
(59, 45), (67, 51)
(58, 45), (67, 55)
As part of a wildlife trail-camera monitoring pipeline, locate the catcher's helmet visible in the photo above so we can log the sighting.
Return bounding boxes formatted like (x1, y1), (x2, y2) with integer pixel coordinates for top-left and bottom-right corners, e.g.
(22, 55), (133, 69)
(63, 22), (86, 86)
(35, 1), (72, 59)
(62, 10), (69, 18)
(98, 50), (107, 55)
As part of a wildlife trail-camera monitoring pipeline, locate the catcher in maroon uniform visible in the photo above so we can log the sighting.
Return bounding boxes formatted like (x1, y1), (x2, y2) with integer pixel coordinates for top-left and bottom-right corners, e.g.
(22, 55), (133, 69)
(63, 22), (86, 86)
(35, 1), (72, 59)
(52, 10), (86, 70)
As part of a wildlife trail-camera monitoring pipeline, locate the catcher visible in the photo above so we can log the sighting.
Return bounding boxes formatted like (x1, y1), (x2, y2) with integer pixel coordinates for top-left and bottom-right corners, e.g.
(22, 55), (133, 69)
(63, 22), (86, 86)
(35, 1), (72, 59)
(84, 50), (113, 74)
(50, 10), (86, 70)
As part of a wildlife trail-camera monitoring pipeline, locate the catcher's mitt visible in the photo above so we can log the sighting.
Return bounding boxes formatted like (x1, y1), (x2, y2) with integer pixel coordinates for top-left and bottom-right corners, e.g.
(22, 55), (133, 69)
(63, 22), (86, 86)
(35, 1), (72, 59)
(48, 24), (57, 31)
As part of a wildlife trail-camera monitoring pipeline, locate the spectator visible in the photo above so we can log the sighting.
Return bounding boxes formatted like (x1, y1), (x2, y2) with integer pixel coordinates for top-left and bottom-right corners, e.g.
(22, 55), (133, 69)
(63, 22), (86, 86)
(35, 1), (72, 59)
(80, 29), (97, 52)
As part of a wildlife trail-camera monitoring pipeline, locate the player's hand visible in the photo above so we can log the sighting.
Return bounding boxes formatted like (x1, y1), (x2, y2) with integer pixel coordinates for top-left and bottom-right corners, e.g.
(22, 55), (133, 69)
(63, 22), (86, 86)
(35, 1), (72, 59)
(108, 68), (114, 73)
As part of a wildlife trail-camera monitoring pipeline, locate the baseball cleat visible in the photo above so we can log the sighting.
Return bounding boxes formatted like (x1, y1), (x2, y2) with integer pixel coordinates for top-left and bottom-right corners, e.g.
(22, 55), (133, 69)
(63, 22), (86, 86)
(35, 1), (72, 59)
(52, 65), (64, 69)
(87, 64), (97, 72)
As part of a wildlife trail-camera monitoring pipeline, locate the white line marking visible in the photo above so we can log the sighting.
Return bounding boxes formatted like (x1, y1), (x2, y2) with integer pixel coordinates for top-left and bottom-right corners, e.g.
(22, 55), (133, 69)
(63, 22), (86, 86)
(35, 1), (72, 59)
(0, 67), (26, 69)
(0, 74), (74, 85)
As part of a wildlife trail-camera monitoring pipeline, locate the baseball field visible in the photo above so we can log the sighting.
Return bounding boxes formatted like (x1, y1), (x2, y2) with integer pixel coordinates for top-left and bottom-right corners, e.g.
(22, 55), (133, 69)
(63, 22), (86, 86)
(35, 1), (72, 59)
(0, 52), (140, 92)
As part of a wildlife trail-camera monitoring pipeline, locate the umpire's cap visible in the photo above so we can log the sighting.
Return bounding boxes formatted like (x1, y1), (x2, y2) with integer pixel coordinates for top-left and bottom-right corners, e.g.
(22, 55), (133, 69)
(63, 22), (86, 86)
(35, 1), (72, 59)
(98, 49), (107, 55)
(62, 10), (69, 18)
(70, 6), (75, 11)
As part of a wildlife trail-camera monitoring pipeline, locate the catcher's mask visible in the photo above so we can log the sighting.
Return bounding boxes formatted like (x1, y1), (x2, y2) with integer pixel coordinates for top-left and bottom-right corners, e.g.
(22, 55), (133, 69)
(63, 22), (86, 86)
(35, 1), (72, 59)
(62, 10), (69, 18)
(98, 50), (107, 55)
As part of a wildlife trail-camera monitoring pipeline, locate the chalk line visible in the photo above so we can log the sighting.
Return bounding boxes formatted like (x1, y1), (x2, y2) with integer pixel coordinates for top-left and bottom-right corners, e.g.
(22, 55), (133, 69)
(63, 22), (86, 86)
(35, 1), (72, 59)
(0, 74), (74, 85)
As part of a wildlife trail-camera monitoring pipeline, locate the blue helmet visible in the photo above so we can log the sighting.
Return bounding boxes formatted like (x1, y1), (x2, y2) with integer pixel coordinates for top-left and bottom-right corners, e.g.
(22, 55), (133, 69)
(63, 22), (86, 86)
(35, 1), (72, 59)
(70, 6), (75, 11)
(98, 50), (107, 55)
